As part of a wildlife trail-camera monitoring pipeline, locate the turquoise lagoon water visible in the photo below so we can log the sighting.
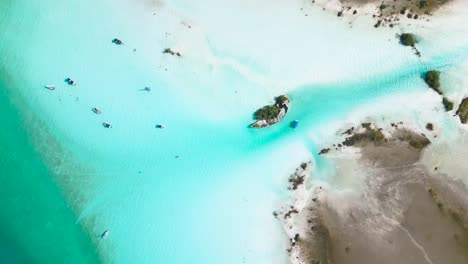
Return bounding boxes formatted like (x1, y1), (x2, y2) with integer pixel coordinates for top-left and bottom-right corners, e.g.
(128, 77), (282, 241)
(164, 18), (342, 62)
(1, 0), (468, 263)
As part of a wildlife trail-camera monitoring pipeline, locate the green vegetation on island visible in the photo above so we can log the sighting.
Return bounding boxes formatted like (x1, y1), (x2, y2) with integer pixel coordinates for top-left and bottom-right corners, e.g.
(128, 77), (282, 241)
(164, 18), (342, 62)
(400, 33), (416, 46)
(424, 70), (441, 94)
(255, 105), (280, 120)
(251, 95), (290, 128)
(456, 97), (468, 124)
(276, 95), (289, 105)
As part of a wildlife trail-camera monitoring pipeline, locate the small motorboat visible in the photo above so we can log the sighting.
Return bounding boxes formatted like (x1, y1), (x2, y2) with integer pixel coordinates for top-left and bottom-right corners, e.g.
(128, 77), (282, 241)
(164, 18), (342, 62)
(65, 78), (77, 86)
(103, 122), (112, 128)
(156, 124), (165, 129)
(144, 87), (152, 92)
(101, 230), (110, 239)
(44, 85), (55, 90)
(92, 107), (102, 114)
(291, 120), (299, 128)
(112, 38), (124, 45)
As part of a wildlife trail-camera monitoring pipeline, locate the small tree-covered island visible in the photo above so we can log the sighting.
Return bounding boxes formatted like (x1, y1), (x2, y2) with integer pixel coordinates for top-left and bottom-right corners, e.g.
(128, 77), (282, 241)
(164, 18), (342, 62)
(400, 33), (416, 47)
(424, 70), (442, 94)
(251, 95), (290, 128)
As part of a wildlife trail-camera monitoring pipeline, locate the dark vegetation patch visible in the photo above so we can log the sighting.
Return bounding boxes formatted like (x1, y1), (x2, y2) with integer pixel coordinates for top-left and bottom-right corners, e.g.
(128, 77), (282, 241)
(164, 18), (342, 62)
(456, 98), (468, 124)
(163, 48), (181, 57)
(319, 148), (331, 155)
(424, 70), (442, 94)
(342, 127), (385, 147)
(285, 208), (299, 219)
(400, 33), (416, 46)
(396, 130), (431, 150)
(255, 105), (280, 120)
(289, 174), (305, 190)
(443, 97), (454, 111)
(426, 123), (434, 131)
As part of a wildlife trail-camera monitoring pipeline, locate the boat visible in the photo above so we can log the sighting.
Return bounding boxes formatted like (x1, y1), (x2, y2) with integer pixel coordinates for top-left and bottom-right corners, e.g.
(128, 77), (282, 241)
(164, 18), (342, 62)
(103, 122), (112, 128)
(44, 85), (55, 90)
(144, 87), (152, 92)
(112, 38), (124, 45)
(291, 120), (299, 128)
(92, 107), (101, 114)
(156, 124), (165, 129)
(65, 78), (77, 86)
(101, 230), (109, 239)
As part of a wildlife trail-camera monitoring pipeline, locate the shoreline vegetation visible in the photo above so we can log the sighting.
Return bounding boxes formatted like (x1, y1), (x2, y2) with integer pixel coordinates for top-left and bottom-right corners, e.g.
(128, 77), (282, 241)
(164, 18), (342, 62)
(251, 95), (290, 128)
(318, 122), (431, 155)
(422, 70), (468, 124)
(311, 0), (452, 28)
(422, 70), (461, 113)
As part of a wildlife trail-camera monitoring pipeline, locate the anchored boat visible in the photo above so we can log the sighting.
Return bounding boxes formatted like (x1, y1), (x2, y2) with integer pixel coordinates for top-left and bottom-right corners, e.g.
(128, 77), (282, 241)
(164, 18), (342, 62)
(65, 78), (77, 86)
(112, 38), (124, 45)
(101, 230), (109, 239)
(291, 120), (299, 128)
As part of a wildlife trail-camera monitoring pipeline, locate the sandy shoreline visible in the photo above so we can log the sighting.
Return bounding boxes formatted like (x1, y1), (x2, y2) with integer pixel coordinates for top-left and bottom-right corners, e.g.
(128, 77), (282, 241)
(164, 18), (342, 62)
(277, 122), (468, 264)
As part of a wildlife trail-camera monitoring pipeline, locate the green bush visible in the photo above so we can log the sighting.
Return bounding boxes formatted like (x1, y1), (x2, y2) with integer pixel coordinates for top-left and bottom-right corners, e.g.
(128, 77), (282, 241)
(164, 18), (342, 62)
(275, 95), (289, 104)
(442, 97), (454, 111)
(456, 97), (468, 124)
(424, 70), (441, 94)
(400, 33), (416, 46)
(255, 105), (280, 120)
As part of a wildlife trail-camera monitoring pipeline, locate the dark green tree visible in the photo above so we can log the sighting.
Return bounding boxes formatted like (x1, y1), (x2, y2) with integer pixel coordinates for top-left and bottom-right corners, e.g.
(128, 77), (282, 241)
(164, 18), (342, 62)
(424, 70), (441, 94)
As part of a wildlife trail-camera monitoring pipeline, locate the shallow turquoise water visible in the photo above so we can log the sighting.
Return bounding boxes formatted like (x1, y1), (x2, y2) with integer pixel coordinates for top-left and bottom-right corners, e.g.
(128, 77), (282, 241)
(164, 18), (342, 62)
(1, 0), (468, 263)
(0, 79), (99, 262)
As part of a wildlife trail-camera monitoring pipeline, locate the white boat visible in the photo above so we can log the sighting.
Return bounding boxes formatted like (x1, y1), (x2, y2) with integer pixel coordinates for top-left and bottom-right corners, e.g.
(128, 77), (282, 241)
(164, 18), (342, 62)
(101, 230), (109, 239)
(156, 124), (165, 129)
(92, 107), (101, 114)
(44, 85), (55, 90)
